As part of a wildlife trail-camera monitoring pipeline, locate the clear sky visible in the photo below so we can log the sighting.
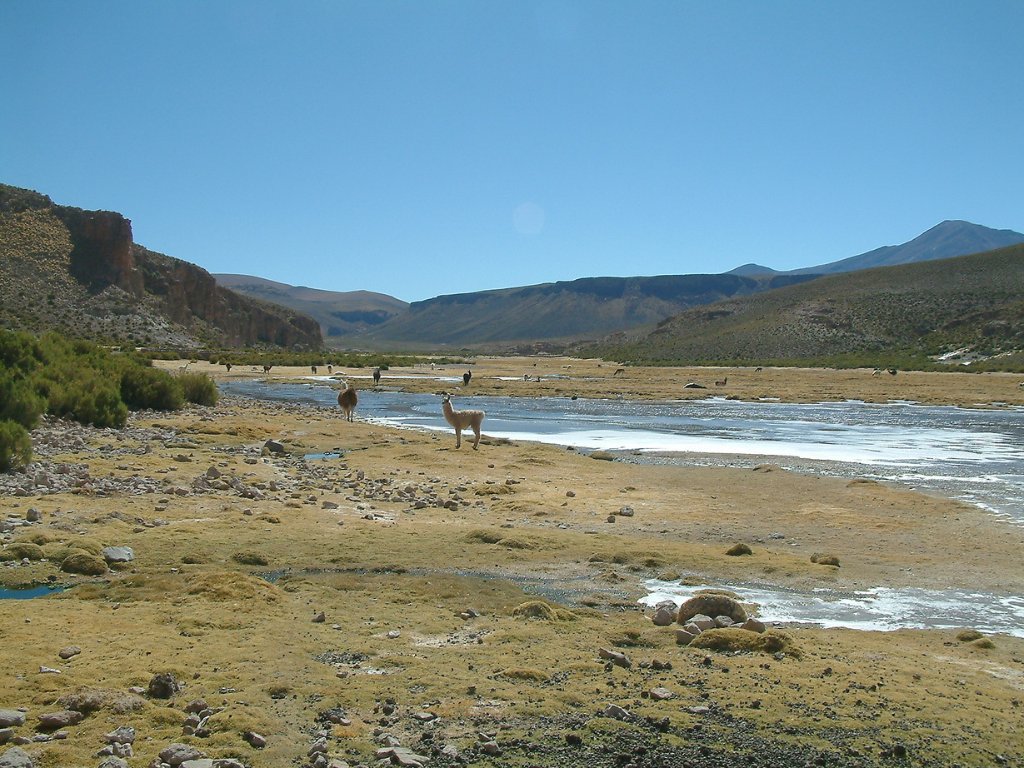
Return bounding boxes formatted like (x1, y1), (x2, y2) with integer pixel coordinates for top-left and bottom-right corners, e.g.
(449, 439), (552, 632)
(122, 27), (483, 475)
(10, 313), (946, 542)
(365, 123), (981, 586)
(3, 1), (1022, 303)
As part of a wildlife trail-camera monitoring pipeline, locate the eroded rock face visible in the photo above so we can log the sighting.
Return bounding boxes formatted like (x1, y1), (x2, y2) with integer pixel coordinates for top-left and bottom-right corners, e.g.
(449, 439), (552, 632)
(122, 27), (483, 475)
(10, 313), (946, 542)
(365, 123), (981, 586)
(57, 208), (143, 297)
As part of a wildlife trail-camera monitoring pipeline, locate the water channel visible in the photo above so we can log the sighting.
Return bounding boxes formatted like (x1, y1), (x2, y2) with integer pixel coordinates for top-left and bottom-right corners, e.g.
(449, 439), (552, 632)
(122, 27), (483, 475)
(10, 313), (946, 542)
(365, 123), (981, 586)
(220, 378), (1024, 636)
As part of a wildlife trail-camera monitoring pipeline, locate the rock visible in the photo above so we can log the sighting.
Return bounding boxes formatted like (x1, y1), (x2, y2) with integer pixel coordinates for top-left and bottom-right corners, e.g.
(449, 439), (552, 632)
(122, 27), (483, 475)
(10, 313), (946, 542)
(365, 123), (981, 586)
(0, 746), (35, 768)
(148, 673), (179, 699)
(102, 547), (135, 564)
(179, 760), (215, 768)
(263, 440), (285, 455)
(97, 758), (129, 768)
(312, 612), (326, 623)
(688, 615), (717, 632)
(0, 730), (11, 745)
(617, 505), (634, 517)
(0, 713), (25, 729)
(212, 760), (246, 768)
(649, 687), (674, 701)
(677, 594), (747, 625)
(57, 646), (81, 660)
(242, 730), (266, 748)
(714, 615), (735, 628)
(651, 602), (677, 626)
(159, 743), (205, 766)
(598, 648), (631, 668)
(25, 509), (40, 523)
(741, 617), (766, 633)
(675, 628), (699, 646)
(183, 700), (208, 715)
(602, 704), (632, 721)
(36, 711), (82, 730)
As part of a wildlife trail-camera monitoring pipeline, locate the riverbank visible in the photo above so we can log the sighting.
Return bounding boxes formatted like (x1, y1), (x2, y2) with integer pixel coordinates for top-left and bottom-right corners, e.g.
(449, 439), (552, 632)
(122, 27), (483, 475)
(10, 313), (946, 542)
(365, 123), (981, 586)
(159, 356), (1024, 408)
(2, 360), (1023, 767)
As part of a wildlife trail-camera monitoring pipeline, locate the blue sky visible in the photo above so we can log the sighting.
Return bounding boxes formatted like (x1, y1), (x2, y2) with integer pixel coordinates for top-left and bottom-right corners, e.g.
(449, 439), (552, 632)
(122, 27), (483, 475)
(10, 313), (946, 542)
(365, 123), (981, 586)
(3, 1), (1022, 303)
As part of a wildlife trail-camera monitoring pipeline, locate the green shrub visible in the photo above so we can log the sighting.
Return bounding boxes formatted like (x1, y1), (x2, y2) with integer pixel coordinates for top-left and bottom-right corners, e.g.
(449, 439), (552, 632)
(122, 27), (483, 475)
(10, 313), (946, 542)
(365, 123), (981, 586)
(0, 420), (32, 472)
(60, 551), (109, 576)
(231, 551), (269, 566)
(0, 373), (46, 429)
(0, 541), (45, 561)
(47, 374), (127, 428)
(178, 372), (218, 406)
(120, 365), (184, 411)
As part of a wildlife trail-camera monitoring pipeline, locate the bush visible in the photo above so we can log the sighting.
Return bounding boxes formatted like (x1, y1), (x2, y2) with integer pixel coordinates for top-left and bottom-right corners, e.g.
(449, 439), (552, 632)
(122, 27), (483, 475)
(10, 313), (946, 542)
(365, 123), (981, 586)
(0, 373), (45, 429)
(120, 365), (184, 411)
(47, 374), (127, 428)
(178, 372), (218, 406)
(0, 541), (45, 561)
(0, 420), (32, 472)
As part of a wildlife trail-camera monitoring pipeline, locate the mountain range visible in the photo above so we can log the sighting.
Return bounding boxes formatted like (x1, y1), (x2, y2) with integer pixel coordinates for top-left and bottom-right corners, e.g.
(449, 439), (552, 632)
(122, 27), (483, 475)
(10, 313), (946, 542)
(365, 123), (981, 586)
(219, 219), (1024, 350)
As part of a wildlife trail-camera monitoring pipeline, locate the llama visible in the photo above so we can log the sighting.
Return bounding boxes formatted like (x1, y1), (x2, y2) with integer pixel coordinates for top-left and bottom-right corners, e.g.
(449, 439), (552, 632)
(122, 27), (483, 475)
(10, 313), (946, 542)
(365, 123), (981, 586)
(715, 377), (728, 387)
(337, 381), (358, 422)
(441, 392), (485, 450)
(263, 365), (272, 374)
(373, 368), (381, 386)
(463, 370), (472, 386)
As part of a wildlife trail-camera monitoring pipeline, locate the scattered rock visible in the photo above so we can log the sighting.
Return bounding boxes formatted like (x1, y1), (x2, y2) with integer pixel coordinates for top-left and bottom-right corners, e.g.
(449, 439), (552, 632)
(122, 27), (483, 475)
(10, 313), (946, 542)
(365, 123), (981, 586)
(148, 673), (179, 699)
(36, 711), (82, 730)
(101, 547), (134, 564)
(598, 648), (632, 668)
(158, 742), (205, 766)
(0, 746), (35, 768)
(0, 713), (25, 729)
(57, 647), (81, 660)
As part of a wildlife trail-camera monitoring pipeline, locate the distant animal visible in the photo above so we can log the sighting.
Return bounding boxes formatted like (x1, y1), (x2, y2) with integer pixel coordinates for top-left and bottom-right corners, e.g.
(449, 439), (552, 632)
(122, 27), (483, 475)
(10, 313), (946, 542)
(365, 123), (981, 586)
(715, 377), (728, 387)
(311, 365), (318, 374)
(463, 370), (472, 386)
(441, 392), (485, 450)
(373, 368), (381, 386)
(337, 381), (358, 422)
(327, 365), (333, 374)
(683, 382), (706, 389)
(263, 365), (272, 374)
(614, 368), (625, 376)
(224, 363), (232, 372)
(888, 368), (898, 376)
(754, 367), (763, 373)
(872, 368), (882, 376)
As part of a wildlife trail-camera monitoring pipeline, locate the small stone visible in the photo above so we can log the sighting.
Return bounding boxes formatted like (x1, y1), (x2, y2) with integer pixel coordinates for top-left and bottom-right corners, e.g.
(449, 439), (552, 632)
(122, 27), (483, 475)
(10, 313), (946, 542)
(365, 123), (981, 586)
(37, 710), (82, 730)
(312, 611), (326, 623)
(102, 547), (135, 564)
(598, 648), (631, 668)
(243, 731), (266, 748)
(0, 712), (26, 729)
(675, 628), (699, 646)
(57, 646), (81, 660)
(158, 742), (205, 766)
(0, 747), (36, 768)
(602, 704), (632, 721)
(104, 726), (136, 744)
(649, 687), (674, 701)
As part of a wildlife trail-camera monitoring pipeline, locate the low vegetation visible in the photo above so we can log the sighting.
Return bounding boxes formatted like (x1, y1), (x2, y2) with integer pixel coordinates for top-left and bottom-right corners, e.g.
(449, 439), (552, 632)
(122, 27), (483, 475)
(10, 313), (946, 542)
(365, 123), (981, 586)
(0, 329), (218, 470)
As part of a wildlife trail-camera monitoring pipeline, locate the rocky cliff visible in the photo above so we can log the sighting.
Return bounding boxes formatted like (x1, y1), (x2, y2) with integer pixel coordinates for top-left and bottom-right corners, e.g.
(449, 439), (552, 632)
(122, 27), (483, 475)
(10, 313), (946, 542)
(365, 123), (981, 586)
(0, 183), (322, 349)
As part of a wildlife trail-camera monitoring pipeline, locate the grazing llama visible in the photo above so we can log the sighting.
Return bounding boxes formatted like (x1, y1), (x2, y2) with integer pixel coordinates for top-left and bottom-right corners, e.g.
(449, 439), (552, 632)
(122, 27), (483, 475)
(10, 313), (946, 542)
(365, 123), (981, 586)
(337, 381), (358, 422)
(463, 370), (472, 386)
(441, 392), (485, 450)
(373, 368), (381, 386)
(715, 376), (728, 386)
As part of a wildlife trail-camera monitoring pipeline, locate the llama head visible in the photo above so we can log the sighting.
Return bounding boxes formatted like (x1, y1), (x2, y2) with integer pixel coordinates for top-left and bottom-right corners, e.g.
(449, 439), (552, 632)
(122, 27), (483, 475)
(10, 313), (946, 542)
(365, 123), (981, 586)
(441, 392), (451, 404)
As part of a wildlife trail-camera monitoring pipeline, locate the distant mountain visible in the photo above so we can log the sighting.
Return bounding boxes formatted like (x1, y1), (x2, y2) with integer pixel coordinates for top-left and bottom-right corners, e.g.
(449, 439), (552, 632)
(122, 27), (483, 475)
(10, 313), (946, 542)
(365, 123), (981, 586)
(789, 220), (1024, 275)
(215, 274), (407, 342)
(0, 183), (322, 350)
(582, 243), (1024, 365)
(361, 273), (818, 348)
(726, 263), (780, 277)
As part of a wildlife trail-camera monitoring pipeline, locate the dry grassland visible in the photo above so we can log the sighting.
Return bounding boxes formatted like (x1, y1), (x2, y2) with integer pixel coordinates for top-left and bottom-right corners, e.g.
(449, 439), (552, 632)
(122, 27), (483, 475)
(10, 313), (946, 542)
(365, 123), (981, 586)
(1, 358), (1022, 767)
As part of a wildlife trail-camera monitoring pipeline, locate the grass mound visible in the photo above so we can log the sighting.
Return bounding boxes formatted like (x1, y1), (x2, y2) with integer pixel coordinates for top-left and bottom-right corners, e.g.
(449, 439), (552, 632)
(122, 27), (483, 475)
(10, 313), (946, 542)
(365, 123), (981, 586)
(690, 628), (801, 658)
(60, 551), (108, 575)
(56, 687), (147, 714)
(512, 600), (577, 622)
(186, 572), (282, 604)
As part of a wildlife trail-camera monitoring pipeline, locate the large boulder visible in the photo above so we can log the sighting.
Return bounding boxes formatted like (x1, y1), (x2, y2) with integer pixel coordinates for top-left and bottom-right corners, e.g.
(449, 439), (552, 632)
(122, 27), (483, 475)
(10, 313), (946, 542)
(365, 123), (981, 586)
(676, 593), (747, 625)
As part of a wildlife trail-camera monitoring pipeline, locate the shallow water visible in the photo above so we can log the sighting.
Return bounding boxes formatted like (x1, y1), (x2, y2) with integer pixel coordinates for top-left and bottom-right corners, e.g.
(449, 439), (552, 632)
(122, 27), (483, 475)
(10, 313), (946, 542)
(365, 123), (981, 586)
(0, 584), (66, 600)
(641, 579), (1024, 638)
(221, 380), (1024, 525)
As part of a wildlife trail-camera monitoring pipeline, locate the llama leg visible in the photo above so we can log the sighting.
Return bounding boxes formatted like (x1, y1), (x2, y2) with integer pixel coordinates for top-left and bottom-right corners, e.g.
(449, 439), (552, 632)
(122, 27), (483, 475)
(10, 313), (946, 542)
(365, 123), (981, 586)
(471, 425), (481, 450)
(454, 427), (462, 449)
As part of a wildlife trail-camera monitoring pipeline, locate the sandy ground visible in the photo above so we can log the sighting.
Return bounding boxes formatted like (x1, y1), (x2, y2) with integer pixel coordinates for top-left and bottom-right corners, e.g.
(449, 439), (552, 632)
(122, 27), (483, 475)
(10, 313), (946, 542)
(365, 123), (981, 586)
(1, 358), (1022, 767)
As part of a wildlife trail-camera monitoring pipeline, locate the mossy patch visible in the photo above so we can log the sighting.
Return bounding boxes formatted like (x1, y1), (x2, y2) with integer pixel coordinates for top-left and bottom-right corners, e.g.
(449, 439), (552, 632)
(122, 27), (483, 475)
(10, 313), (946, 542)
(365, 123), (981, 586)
(497, 667), (549, 683)
(60, 551), (108, 575)
(956, 629), (984, 642)
(231, 551), (269, 566)
(1, 542), (45, 560)
(185, 572), (282, 604)
(466, 529), (504, 545)
(56, 686), (146, 714)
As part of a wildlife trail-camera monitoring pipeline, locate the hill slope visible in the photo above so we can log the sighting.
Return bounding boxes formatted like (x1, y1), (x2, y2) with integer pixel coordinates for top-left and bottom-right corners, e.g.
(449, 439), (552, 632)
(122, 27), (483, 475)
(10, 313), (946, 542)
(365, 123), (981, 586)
(362, 273), (818, 348)
(582, 244), (1024, 365)
(792, 220), (1024, 275)
(0, 184), (322, 349)
(214, 274), (407, 342)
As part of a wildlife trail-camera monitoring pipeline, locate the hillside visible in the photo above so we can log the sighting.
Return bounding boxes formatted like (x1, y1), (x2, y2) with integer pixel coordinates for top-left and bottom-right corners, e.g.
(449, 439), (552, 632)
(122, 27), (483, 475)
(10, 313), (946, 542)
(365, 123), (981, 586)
(791, 220), (1024, 275)
(582, 244), (1024, 365)
(215, 273), (407, 342)
(0, 184), (322, 350)
(362, 273), (817, 349)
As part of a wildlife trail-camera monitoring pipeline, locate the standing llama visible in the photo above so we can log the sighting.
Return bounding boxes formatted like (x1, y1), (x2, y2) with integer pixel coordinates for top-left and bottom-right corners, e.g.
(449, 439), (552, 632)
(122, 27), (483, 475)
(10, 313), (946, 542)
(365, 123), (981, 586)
(441, 392), (485, 450)
(337, 381), (358, 422)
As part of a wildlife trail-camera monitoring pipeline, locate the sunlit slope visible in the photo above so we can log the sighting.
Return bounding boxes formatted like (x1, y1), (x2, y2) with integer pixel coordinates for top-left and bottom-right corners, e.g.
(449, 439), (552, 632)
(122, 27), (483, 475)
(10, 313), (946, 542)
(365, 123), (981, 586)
(582, 244), (1024, 365)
